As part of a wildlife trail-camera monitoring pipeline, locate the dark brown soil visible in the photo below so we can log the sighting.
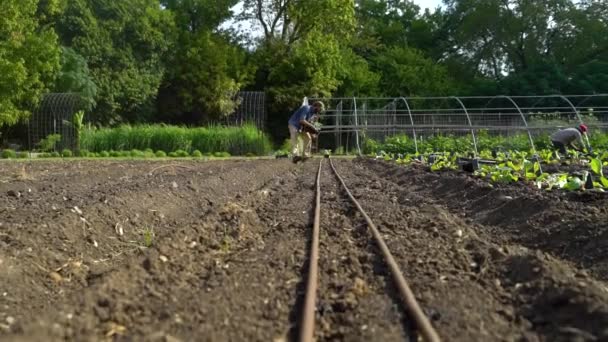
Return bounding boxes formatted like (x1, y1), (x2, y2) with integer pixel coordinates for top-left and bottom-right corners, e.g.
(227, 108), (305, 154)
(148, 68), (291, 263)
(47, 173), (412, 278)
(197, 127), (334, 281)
(1, 158), (608, 341)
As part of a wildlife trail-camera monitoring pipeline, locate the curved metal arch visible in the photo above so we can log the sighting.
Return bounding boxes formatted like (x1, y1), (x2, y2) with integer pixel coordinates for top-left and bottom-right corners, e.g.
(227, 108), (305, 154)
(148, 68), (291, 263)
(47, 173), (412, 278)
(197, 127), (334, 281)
(482, 95), (537, 154)
(451, 96), (478, 156)
(397, 97), (418, 154)
(500, 95), (537, 155)
(29, 93), (84, 152)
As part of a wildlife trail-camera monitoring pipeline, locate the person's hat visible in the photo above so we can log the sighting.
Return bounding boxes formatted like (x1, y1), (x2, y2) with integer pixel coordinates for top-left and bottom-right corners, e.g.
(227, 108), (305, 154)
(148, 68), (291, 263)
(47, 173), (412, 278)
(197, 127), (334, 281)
(312, 101), (325, 113)
(579, 124), (588, 133)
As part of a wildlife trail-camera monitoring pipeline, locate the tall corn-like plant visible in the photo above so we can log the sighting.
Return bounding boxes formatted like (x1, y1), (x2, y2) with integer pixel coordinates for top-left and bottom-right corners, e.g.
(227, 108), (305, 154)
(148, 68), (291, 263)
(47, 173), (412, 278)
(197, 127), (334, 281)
(73, 111), (84, 154)
(64, 110), (85, 154)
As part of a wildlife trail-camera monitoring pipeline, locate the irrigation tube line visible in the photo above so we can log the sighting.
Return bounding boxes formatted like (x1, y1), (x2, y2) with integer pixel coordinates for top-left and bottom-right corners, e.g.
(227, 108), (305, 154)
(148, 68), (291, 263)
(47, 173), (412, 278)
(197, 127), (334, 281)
(300, 159), (322, 342)
(328, 158), (442, 342)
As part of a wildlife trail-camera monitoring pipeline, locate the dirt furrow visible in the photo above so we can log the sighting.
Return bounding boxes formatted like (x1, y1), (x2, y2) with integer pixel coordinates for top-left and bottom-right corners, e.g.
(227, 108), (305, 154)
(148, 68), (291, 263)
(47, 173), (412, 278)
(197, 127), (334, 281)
(3, 158), (608, 341)
(315, 162), (409, 341)
(341, 158), (608, 341)
(1, 159), (302, 341)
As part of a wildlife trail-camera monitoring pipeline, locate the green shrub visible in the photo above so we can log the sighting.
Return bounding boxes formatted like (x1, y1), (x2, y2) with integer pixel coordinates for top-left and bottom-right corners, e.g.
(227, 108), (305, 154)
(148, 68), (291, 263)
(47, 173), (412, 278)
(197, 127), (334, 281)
(76, 149), (89, 157)
(155, 150), (167, 157)
(191, 150), (203, 157)
(50, 151), (61, 158)
(62, 149), (73, 158)
(37, 134), (62, 152)
(213, 151), (230, 158)
(109, 150), (121, 157)
(99, 151), (110, 157)
(1, 149), (17, 159)
(130, 149), (145, 158)
(174, 149), (189, 157)
(17, 151), (29, 159)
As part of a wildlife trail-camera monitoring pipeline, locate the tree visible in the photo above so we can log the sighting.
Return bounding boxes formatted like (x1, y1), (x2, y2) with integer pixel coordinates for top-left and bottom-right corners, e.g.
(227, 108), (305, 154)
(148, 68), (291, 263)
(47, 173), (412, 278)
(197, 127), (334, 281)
(230, 0), (357, 141)
(55, 0), (174, 124)
(336, 49), (380, 96)
(54, 47), (97, 110)
(371, 46), (455, 96)
(240, 0), (355, 45)
(157, 0), (254, 124)
(443, 0), (576, 77)
(0, 0), (60, 128)
(157, 31), (254, 124)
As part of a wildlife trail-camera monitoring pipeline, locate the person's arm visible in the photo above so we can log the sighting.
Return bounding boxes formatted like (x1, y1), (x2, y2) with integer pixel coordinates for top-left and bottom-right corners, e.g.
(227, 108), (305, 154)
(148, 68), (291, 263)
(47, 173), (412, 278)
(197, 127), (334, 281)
(573, 132), (586, 151)
(291, 106), (309, 127)
(570, 142), (583, 152)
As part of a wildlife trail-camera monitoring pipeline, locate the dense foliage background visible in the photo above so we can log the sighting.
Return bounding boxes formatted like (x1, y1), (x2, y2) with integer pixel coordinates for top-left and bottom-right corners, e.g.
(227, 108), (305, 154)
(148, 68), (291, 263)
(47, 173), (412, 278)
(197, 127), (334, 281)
(1, 0), (607, 142)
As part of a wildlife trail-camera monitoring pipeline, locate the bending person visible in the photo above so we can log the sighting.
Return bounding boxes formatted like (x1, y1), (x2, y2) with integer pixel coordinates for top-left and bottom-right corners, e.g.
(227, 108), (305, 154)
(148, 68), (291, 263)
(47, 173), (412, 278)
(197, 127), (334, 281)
(550, 124), (588, 155)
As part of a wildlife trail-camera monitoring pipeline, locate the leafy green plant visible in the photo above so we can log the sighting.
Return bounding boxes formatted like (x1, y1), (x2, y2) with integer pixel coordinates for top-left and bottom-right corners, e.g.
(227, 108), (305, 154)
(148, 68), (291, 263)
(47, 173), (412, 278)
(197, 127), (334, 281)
(429, 154), (458, 171)
(76, 149), (89, 157)
(175, 149), (189, 157)
(73, 111), (84, 153)
(130, 149), (145, 158)
(80, 124), (272, 156)
(37, 134), (62, 152)
(191, 150), (203, 157)
(590, 158), (608, 187)
(142, 226), (154, 248)
(1, 149), (17, 159)
(61, 149), (73, 158)
(155, 150), (167, 157)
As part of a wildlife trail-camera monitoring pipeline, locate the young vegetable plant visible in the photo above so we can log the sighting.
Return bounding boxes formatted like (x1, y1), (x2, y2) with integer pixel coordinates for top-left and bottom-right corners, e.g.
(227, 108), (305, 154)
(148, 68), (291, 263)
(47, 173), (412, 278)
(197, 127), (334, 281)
(430, 154), (458, 171)
(590, 158), (608, 188)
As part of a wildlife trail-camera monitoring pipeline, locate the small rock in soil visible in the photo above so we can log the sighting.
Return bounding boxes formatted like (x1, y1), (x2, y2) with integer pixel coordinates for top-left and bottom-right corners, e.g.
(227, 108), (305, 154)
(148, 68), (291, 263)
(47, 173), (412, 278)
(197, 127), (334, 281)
(49, 272), (63, 283)
(7, 190), (20, 198)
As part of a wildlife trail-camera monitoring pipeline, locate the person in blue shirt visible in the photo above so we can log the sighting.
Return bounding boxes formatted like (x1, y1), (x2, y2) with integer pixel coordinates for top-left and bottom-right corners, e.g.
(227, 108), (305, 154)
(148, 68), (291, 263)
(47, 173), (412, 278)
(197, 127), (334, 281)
(288, 101), (325, 161)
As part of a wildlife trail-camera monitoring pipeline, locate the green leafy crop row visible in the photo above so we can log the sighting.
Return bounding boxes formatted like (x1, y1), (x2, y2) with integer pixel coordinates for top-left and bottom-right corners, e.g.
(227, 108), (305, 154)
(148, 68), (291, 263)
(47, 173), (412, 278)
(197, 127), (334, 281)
(80, 124), (272, 156)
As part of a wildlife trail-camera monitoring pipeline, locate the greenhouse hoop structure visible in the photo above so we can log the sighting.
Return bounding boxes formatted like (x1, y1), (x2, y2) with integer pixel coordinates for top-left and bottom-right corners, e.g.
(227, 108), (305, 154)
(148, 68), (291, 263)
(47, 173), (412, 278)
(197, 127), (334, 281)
(28, 93), (86, 152)
(308, 94), (608, 155)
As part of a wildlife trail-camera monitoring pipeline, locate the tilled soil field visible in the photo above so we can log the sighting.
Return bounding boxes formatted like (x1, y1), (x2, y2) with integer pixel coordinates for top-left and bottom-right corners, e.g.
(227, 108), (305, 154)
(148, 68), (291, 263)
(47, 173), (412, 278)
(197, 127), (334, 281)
(1, 158), (608, 341)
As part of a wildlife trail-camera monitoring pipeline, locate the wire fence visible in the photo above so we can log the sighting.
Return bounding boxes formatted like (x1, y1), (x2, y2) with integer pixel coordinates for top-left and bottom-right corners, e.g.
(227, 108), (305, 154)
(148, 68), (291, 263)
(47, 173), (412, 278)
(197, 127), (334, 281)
(222, 91), (266, 129)
(308, 94), (608, 154)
